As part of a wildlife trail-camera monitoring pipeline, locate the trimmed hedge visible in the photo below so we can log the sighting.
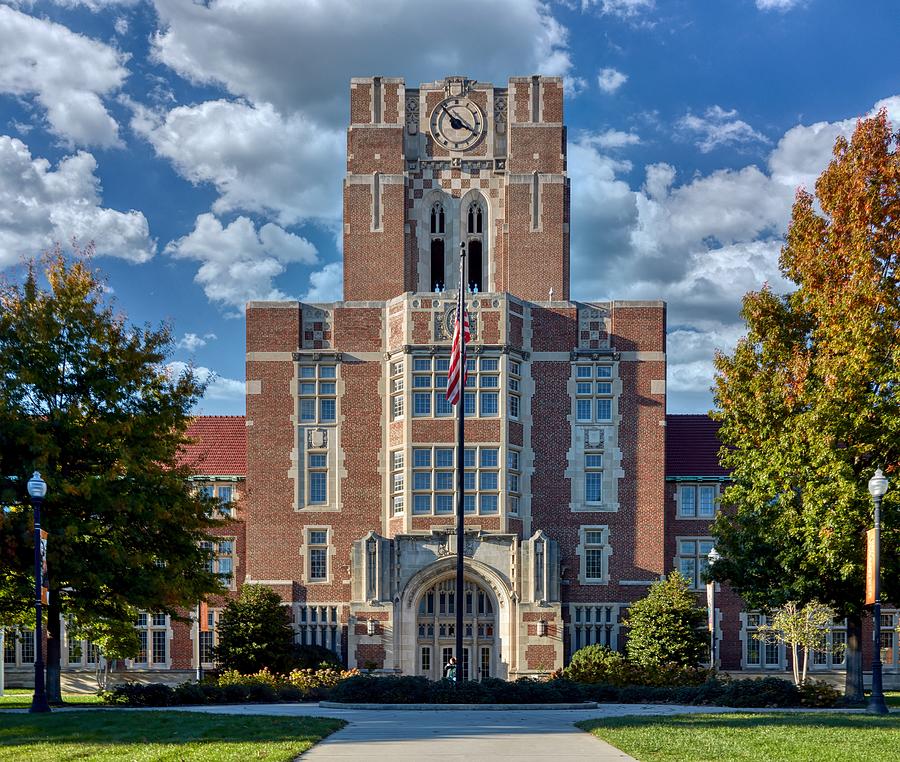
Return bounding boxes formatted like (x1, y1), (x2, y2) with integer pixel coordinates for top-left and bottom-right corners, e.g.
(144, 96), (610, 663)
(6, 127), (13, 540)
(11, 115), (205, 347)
(562, 645), (712, 687)
(101, 674), (840, 709)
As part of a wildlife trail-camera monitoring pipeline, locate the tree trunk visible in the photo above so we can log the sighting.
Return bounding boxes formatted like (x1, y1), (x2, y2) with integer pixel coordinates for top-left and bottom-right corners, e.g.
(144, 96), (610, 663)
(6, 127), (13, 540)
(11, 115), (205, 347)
(844, 612), (864, 701)
(801, 646), (808, 686)
(791, 642), (800, 686)
(46, 595), (62, 704)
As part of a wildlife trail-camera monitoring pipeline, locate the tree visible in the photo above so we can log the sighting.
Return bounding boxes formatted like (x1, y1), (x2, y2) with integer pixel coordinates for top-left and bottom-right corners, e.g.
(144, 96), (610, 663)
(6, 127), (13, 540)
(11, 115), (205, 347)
(0, 248), (223, 702)
(711, 111), (900, 700)
(214, 584), (296, 674)
(68, 611), (141, 690)
(755, 601), (838, 686)
(624, 572), (707, 668)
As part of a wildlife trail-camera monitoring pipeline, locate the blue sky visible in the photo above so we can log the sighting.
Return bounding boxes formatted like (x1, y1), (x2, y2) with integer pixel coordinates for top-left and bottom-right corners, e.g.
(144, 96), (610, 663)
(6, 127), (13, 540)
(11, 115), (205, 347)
(1, 0), (897, 415)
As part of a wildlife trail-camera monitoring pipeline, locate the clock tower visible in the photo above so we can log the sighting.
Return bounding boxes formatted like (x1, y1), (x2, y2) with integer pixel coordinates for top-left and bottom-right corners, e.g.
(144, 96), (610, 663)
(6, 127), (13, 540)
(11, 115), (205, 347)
(343, 75), (569, 302)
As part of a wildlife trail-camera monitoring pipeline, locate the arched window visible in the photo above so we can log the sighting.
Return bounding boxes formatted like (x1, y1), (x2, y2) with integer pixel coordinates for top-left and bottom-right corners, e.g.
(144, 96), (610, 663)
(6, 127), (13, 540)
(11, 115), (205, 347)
(430, 202), (445, 235)
(467, 202), (482, 235)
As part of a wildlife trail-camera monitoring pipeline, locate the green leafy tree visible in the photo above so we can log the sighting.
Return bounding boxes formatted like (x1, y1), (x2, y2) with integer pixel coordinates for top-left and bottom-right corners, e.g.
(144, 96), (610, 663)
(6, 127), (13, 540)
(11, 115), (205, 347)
(754, 601), (838, 687)
(214, 584), (296, 674)
(68, 610), (142, 690)
(711, 111), (900, 700)
(624, 572), (707, 668)
(0, 248), (223, 702)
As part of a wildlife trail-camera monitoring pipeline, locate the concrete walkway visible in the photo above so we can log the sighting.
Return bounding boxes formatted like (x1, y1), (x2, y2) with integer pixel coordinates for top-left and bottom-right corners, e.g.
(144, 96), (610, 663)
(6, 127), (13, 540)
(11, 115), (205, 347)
(17, 702), (870, 761)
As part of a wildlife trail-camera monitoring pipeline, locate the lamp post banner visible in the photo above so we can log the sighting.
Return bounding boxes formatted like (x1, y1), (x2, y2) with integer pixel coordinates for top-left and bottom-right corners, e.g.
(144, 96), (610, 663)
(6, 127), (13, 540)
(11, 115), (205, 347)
(865, 528), (877, 606)
(40, 529), (49, 605)
(706, 582), (715, 632)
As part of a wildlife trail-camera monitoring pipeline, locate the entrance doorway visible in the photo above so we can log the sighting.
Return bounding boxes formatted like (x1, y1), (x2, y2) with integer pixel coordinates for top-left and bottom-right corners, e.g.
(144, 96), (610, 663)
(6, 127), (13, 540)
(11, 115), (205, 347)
(416, 578), (496, 680)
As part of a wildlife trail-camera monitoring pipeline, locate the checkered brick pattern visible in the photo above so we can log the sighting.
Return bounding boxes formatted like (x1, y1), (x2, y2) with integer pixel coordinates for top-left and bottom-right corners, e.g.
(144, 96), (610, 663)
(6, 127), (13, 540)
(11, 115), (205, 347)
(407, 168), (507, 203)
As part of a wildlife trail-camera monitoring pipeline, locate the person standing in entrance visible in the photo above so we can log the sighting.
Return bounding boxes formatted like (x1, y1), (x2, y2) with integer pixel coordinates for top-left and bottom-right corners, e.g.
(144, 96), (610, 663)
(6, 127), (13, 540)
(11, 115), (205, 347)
(443, 656), (457, 681)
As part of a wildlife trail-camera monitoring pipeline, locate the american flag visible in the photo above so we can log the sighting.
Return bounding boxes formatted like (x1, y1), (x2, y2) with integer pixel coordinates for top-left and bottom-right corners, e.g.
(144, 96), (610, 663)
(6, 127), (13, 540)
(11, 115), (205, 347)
(446, 286), (470, 406)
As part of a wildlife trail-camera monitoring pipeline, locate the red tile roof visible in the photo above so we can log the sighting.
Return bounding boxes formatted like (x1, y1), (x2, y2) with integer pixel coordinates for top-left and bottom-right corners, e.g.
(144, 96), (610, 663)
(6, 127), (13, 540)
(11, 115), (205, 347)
(179, 416), (246, 477)
(665, 414), (729, 478)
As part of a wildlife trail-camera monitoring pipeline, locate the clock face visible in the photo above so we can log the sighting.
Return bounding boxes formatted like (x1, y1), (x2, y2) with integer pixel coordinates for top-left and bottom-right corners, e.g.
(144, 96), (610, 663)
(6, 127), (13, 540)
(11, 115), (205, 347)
(429, 97), (485, 151)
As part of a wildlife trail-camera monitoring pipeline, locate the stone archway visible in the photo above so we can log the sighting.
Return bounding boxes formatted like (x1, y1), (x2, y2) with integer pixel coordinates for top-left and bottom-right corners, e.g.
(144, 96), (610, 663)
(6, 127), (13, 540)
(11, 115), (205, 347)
(395, 557), (513, 680)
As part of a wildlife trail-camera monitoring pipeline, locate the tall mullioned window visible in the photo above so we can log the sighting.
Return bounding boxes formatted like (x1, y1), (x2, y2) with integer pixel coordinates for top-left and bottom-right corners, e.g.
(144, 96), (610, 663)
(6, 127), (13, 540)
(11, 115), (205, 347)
(134, 613), (168, 666)
(508, 359), (521, 420)
(585, 451), (603, 504)
(307, 529), (329, 582)
(389, 359), (404, 420)
(574, 364), (614, 423)
(299, 364), (337, 424)
(407, 355), (499, 419)
(507, 449), (521, 514)
(410, 445), (500, 516)
(390, 450), (404, 514)
(677, 537), (715, 589)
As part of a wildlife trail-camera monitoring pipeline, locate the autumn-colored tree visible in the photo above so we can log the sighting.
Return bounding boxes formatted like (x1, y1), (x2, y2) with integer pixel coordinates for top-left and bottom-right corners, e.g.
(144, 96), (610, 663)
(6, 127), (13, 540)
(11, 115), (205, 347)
(711, 111), (899, 700)
(0, 248), (223, 702)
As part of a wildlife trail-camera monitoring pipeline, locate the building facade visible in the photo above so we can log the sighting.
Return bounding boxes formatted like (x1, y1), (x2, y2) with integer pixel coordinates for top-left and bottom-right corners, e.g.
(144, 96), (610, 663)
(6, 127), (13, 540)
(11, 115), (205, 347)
(243, 75), (666, 679)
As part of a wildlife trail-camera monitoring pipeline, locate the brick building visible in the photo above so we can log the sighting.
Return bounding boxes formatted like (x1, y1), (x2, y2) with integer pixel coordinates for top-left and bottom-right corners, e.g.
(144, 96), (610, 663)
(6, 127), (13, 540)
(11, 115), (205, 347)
(4, 75), (895, 688)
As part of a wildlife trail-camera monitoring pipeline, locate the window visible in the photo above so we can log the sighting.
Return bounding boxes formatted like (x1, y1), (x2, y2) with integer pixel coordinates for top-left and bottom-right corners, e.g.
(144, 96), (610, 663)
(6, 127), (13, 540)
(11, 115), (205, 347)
(308, 529), (329, 581)
(201, 538), (236, 586)
(308, 452), (328, 505)
(573, 364), (615, 423)
(430, 202), (446, 291)
(390, 359), (405, 420)
(135, 613), (167, 666)
(677, 538), (716, 589)
(744, 613), (783, 668)
(411, 445), (500, 516)
(421, 646), (431, 674)
(297, 605), (341, 655)
(579, 526), (610, 584)
(197, 483), (237, 518)
(568, 604), (621, 653)
(679, 485), (718, 518)
(405, 355), (498, 418)
(585, 452), (603, 504)
(299, 364), (337, 423)
(584, 530), (606, 580)
(199, 609), (218, 664)
(390, 450), (404, 514)
(507, 449), (521, 514)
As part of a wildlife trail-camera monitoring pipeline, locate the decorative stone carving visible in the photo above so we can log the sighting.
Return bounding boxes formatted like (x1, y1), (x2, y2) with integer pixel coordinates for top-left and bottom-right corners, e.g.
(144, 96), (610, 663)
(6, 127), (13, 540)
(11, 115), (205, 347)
(307, 428), (328, 449)
(405, 94), (419, 134)
(434, 301), (478, 342)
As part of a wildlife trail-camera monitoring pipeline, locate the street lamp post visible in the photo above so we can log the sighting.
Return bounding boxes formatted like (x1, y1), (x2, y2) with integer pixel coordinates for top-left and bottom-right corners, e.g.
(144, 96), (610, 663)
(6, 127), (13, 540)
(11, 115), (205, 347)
(867, 469), (889, 715)
(707, 547), (721, 669)
(27, 471), (51, 713)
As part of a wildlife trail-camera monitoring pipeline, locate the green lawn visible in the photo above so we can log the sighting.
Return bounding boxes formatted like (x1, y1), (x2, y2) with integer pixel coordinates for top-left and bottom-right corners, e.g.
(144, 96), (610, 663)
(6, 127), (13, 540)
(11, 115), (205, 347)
(0, 688), (103, 710)
(0, 709), (344, 761)
(578, 713), (900, 762)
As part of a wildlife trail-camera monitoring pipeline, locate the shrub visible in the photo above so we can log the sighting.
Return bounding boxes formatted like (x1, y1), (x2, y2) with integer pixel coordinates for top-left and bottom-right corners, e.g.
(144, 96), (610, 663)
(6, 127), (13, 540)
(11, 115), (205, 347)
(625, 572), (708, 669)
(278, 685), (304, 702)
(222, 682), (251, 703)
(172, 682), (207, 705)
(101, 682), (175, 707)
(718, 677), (800, 707)
(247, 682), (279, 703)
(563, 645), (632, 686)
(799, 679), (841, 707)
(213, 585), (296, 674)
(291, 644), (343, 671)
(563, 645), (713, 688)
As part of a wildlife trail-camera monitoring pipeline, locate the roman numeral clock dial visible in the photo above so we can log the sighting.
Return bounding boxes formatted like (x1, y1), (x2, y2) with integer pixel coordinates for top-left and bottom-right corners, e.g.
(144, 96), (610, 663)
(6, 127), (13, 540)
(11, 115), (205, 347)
(429, 97), (484, 151)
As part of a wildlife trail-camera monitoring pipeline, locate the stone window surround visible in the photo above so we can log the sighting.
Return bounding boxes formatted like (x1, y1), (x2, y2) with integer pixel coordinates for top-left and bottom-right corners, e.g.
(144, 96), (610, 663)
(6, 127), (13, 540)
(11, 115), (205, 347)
(575, 525), (612, 585)
(739, 612), (786, 670)
(128, 612), (172, 670)
(301, 525), (334, 585)
(673, 535), (715, 591)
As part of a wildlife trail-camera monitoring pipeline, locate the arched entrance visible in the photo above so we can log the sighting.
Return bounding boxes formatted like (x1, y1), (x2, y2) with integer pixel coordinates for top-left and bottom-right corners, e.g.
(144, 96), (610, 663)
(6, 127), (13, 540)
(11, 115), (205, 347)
(396, 557), (512, 680)
(415, 578), (496, 681)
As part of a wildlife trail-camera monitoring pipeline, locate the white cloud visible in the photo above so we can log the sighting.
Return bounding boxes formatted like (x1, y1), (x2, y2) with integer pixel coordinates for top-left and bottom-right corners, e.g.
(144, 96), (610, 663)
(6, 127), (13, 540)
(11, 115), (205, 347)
(164, 213), (318, 310)
(756, 0), (805, 10)
(568, 95), (900, 405)
(564, 76), (589, 97)
(166, 361), (244, 409)
(12, 0), (141, 8)
(677, 105), (769, 153)
(0, 6), (128, 147)
(597, 67), (628, 94)
(150, 0), (574, 125)
(131, 99), (343, 226)
(580, 0), (655, 17)
(0, 136), (154, 266)
(302, 261), (343, 303)
(114, 17), (129, 36)
(581, 129), (641, 149)
(176, 332), (217, 352)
